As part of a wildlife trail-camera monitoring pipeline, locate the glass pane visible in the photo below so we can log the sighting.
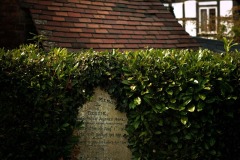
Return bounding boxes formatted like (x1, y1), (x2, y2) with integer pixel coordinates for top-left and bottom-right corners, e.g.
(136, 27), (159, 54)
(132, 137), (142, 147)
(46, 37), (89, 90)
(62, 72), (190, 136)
(209, 9), (216, 31)
(201, 9), (207, 32)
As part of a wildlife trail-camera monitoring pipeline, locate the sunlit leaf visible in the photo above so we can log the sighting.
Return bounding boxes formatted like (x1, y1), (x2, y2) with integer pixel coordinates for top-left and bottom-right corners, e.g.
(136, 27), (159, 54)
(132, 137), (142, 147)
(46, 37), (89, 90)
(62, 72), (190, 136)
(130, 85), (137, 91)
(167, 90), (173, 96)
(204, 86), (211, 90)
(181, 117), (188, 125)
(183, 98), (192, 106)
(199, 94), (206, 100)
(188, 104), (195, 112)
(193, 80), (198, 84)
(134, 97), (141, 106)
(170, 98), (176, 103)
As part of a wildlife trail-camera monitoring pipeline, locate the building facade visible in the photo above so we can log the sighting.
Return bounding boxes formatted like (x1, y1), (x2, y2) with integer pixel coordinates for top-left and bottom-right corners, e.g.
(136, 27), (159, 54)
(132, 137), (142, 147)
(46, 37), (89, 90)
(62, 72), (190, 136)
(163, 0), (240, 39)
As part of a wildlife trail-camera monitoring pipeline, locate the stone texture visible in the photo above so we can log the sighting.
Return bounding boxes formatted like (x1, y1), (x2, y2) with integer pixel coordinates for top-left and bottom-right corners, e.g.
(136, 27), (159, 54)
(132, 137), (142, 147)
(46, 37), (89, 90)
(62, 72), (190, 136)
(72, 88), (132, 160)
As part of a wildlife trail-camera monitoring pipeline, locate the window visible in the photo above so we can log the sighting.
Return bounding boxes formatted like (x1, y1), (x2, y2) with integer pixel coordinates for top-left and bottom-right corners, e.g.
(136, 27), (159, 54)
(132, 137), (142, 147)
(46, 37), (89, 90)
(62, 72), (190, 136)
(199, 7), (217, 33)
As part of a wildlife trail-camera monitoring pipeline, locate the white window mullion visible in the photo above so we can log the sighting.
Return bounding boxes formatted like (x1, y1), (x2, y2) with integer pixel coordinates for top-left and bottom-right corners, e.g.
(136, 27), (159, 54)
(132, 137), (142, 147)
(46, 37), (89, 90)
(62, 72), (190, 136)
(199, 7), (217, 34)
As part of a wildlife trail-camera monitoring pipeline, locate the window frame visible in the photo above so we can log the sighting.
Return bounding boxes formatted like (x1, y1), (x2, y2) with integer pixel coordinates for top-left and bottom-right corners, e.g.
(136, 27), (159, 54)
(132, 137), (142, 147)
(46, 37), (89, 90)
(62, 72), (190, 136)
(199, 6), (218, 34)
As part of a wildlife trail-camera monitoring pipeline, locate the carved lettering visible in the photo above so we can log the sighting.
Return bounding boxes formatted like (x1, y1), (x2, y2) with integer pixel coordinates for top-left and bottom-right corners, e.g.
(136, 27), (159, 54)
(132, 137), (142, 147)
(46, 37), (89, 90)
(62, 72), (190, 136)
(71, 88), (132, 160)
(88, 111), (107, 116)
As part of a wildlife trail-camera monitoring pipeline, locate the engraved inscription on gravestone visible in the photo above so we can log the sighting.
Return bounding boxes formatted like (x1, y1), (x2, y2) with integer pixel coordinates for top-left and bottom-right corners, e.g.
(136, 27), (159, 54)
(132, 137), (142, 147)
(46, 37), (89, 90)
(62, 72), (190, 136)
(71, 87), (132, 160)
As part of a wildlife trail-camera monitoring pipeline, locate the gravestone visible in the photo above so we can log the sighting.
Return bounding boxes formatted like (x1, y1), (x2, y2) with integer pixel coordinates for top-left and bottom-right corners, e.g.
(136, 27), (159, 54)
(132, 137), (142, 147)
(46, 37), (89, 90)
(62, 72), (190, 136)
(72, 87), (132, 160)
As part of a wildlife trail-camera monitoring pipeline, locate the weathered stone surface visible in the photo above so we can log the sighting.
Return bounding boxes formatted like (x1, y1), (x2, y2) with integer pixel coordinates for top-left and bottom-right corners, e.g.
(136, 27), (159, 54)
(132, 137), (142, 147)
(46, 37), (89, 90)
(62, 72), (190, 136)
(72, 87), (132, 160)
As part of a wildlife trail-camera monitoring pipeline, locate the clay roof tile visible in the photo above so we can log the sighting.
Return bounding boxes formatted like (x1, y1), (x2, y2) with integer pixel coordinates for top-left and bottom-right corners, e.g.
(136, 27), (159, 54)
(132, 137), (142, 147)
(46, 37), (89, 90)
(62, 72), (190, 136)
(22, 0), (199, 51)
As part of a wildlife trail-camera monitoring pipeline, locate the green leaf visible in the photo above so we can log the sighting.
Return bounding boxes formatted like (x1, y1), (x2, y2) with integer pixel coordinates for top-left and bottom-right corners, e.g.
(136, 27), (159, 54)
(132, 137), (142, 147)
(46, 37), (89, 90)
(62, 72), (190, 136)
(193, 79), (199, 84)
(157, 88), (163, 92)
(166, 90), (173, 96)
(139, 131), (147, 137)
(204, 143), (209, 150)
(204, 86), (211, 90)
(197, 101), (205, 112)
(73, 62), (79, 70)
(122, 80), (130, 85)
(155, 131), (162, 135)
(129, 101), (136, 109)
(170, 98), (176, 103)
(141, 89), (149, 95)
(177, 143), (183, 149)
(183, 98), (192, 106)
(134, 97), (141, 106)
(134, 120), (140, 129)
(188, 104), (195, 112)
(199, 94), (206, 100)
(170, 136), (178, 143)
(130, 85), (137, 91)
(143, 94), (152, 105)
(181, 117), (188, 125)
(209, 138), (216, 147)
(158, 119), (164, 126)
(178, 104), (185, 111)
(44, 113), (50, 117)
(185, 133), (192, 140)
(63, 123), (70, 127)
(169, 104), (178, 110)
(210, 150), (217, 155)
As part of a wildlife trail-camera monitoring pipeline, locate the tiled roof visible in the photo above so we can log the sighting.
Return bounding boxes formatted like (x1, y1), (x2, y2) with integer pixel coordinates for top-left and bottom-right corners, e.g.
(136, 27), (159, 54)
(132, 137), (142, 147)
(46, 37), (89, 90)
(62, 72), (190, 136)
(22, 0), (199, 51)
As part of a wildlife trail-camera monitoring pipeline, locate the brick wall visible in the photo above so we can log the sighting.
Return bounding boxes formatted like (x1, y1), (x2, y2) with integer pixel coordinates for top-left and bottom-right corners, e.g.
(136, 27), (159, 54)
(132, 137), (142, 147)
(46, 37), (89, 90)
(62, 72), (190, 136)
(0, 0), (36, 49)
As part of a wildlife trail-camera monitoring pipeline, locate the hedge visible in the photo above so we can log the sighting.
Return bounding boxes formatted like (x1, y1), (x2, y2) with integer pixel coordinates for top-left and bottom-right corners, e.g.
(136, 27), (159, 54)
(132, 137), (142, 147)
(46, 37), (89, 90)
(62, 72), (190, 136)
(0, 44), (240, 160)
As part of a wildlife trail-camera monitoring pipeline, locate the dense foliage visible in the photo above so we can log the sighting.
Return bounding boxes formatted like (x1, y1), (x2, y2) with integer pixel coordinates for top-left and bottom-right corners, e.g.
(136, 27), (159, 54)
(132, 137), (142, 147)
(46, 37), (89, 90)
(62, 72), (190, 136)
(0, 45), (84, 160)
(0, 44), (240, 160)
(122, 49), (240, 160)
